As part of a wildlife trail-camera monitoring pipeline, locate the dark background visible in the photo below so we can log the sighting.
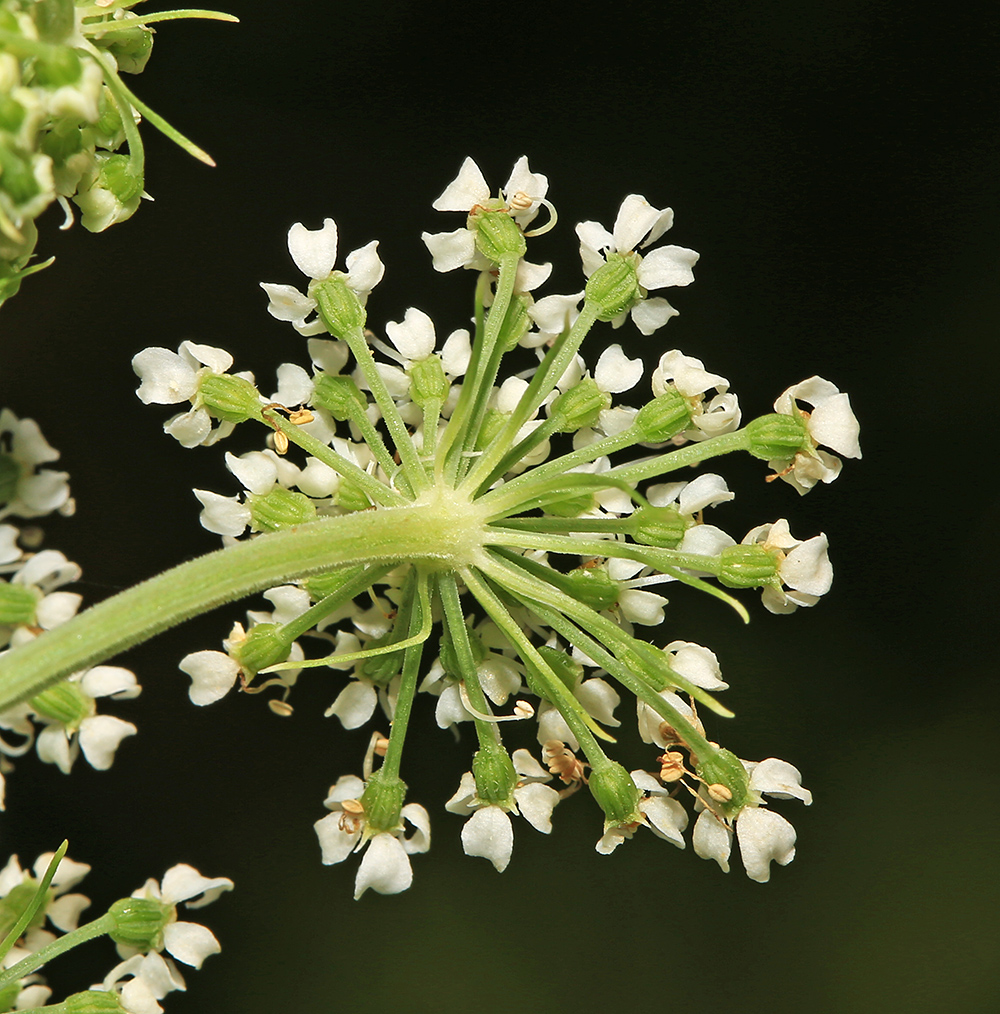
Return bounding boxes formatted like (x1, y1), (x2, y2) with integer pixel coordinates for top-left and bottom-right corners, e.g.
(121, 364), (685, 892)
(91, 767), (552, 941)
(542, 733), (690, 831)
(1, 2), (997, 1012)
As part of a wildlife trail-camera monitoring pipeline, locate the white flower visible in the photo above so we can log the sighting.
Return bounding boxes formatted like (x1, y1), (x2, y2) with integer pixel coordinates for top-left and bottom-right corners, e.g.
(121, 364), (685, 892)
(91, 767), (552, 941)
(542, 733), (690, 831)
(576, 194), (699, 335)
(0, 409), (72, 520)
(95, 952), (187, 1014)
(1, 548), (82, 648)
(525, 290), (585, 347)
(742, 519), (833, 614)
(446, 749), (561, 872)
(132, 341), (251, 448)
(34, 666), (140, 774)
(313, 774), (431, 899)
(120, 864), (234, 968)
(0, 851), (92, 946)
(770, 376), (862, 493)
(651, 350), (741, 439)
(421, 156), (551, 281)
(260, 218), (384, 336)
(596, 769), (689, 853)
(693, 757), (812, 882)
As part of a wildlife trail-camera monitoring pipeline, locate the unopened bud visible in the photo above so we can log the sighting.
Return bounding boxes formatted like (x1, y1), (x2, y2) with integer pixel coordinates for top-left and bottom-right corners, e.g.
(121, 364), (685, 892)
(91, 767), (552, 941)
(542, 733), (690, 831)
(496, 294), (532, 351)
(408, 354), (449, 407)
(472, 745), (518, 808)
(470, 207), (527, 263)
(108, 896), (169, 951)
(314, 275), (367, 336)
(695, 747), (750, 817)
(627, 505), (686, 548)
(199, 374), (261, 423)
(64, 991), (125, 1014)
(360, 768), (407, 833)
(30, 680), (91, 727)
(634, 390), (691, 442)
(230, 623), (290, 676)
(542, 491), (597, 517)
(248, 487), (316, 532)
(589, 761), (643, 829)
(560, 566), (619, 612)
(312, 374), (366, 421)
(550, 378), (611, 432)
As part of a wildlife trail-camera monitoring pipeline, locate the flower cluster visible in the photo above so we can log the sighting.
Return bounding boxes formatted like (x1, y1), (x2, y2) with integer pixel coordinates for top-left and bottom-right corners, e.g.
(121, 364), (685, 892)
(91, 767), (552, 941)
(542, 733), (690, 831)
(2, 156), (859, 899)
(0, 0), (235, 306)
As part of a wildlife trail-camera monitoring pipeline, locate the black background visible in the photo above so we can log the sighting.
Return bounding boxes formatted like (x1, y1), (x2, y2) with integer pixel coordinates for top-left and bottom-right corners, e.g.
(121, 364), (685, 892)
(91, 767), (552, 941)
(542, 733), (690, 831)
(1, 2), (997, 1012)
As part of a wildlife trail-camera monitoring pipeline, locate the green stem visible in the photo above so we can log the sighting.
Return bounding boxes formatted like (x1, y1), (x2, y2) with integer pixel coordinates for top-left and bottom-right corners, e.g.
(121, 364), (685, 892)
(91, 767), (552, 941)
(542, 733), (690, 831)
(82, 10), (239, 32)
(81, 43), (145, 181)
(0, 914), (115, 991)
(0, 500), (484, 710)
(605, 428), (752, 485)
(378, 571), (430, 780)
(483, 472), (649, 521)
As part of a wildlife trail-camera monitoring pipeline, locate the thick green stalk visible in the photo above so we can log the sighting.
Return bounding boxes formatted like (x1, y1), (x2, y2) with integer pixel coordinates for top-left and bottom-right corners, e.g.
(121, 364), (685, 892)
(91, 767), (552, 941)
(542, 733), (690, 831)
(604, 428), (752, 485)
(0, 497), (487, 710)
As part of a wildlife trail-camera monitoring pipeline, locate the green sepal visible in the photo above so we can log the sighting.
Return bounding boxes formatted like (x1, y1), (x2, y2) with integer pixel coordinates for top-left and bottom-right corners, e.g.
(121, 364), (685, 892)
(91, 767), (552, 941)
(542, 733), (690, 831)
(304, 568), (354, 602)
(717, 545), (779, 588)
(0, 96), (26, 133)
(626, 505), (686, 548)
(589, 761), (643, 829)
(64, 990), (126, 1014)
(198, 373), (260, 423)
(439, 622), (487, 678)
(496, 294), (531, 351)
(361, 769), (406, 834)
(745, 412), (810, 461)
(311, 373), (366, 421)
(471, 207), (526, 263)
(31, 46), (82, 88)
(474, 409), (506, 451)
(108, 896), (169, 951)
(0, 583), (37, 627)
(360, 633), (403, 684)
(0, 145), (42, 206)
(695, 747), (751, 817)
(314, 275), (366, 336)
(550, 378), (610, 432)
(559, 566), (619, 612)
(335, 477), (372, 512)
(29, 680), (91, 728)
(634, 390), (691, 442)
(93, 24), (155, 75)
(408, 354), (449, 407)
(472, 745), (518, 808)
(248, 487), (316, 533)
(585, 255), (640, 321)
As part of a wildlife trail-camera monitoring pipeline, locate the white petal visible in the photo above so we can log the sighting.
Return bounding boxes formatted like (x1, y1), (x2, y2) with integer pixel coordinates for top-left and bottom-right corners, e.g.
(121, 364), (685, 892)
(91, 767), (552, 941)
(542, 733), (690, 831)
(435, 684), (473, 727)
(618, 588), (667, 625)
(259, 282), (316, 324)
(511, 748), (549, 782)
(132, 349), (198, 405)
(461, 806), (513, 872)
(736, 807), (797, 882)
(809, 392), (862, 459)
(386, 307), (436, 361)
(637, 245), (699, 289)
(271, 363), (314, 407)
(313, 812), (361, 864)
(78, 716), (136, 769)
(651, 350), (728, 398)
(432, 157), (489, 212)
(160, 864), (233, 907)
(225, 452), (277, 496)
(665, 641), (728, 691)
(513, 259), (552, 293)
(326, 681), (377, 729)
(749, 757), (813, 804)
(440, 329), (472, 376)
(354, 833), (413, 899)
(421, 228), (476, 272)
(781, 534), (833, 597)
(35, 591), (82, 629)
(640, 795), (688, 847)
(445, 771), (479, 815)
(344, 241), (384, 297)
(322, 774), (366, 806)
(677, 473), (734, 515)
(576, 678), (621, 727)
(47, 891), (90, 932)
(178, 342), (233, 375)
(80, 665), (140, 700)
(692, 810), (732, 872)
(119, 976), (163, 1014)
(163, 408), (211, 448)
(193, 490), (250, 537)
(288, 219), (338, 280)
(179, 650), (240, 706)
(594, 344), (643, 394)
(513, 783), (559, 834)
(612, 194), (662, 252)
(162, 921), (220, 968)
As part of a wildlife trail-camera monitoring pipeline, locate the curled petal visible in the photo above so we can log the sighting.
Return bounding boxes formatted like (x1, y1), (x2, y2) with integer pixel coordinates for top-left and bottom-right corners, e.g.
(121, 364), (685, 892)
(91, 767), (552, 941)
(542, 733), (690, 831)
(749, 758), (813, 804)
(736, 807), (797, 883)
(461, 805), (513, 872)
(432, 156), (489, 212)
(78, 715), (136, 770)
(401, 803), (432, 854)
(344, 241), (385, 298)
(514, 783), (560, 834)
(612, 194), (663, 252)
(160, 864), (234, 908)
(162, 921), (221, 968)
(179, 650), (240, 706)
(595, 344), (643, 394)
(421, 228), (476, 273)
(692, 810), (733, 873)
(354, 833), (413, 899)
(288, 219), (338, 280)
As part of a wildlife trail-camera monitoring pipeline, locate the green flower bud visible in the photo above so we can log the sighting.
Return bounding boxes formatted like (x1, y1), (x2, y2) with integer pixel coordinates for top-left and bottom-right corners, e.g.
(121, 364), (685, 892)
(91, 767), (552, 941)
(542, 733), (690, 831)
(634, 390), (692, 442)
(718, 544), (779, 588)
(248, 487), (316, 533)
(559, 566), (619, 612)
(439, 623), (487, 678)
(541, 491), (597, 517)
(360, 633), (403, 684)
(550, 378), (611, 433)
(41, 123), (84, 166)
(64, 990), (125, 1014)
(585, 254), (640, 321)
(197, 373), (260, 423)
(0, 582), (36, 626)
(589, 761), (643, 829)
(626, 505), (686, 548)
(94, 25), (154, 75)
(31, 0), (75, 43)
(496, 294), (531, 351)
(32, 47), (82, 88)
(695, 747), (751, 817)
(472, 745), (518, 808)
(0, 145), (42, 206)
(408, 354), (449, 407)
(314, 275), (366, 336)
(470, 207), (526, 263)
(312, 373), (366, 421)
(0, 881), (45, 939)
(745, 412), (810, 461)
(304, 568), (354, 602)
(30, 679), (92, 728)
(108, 896), (169, 951)
(0, 96), (25, 133)
(361, 768), (407, 833)
(230, 622), (290, 676)
(74, 153), (141, 232)
(536, 644), (584, 691)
